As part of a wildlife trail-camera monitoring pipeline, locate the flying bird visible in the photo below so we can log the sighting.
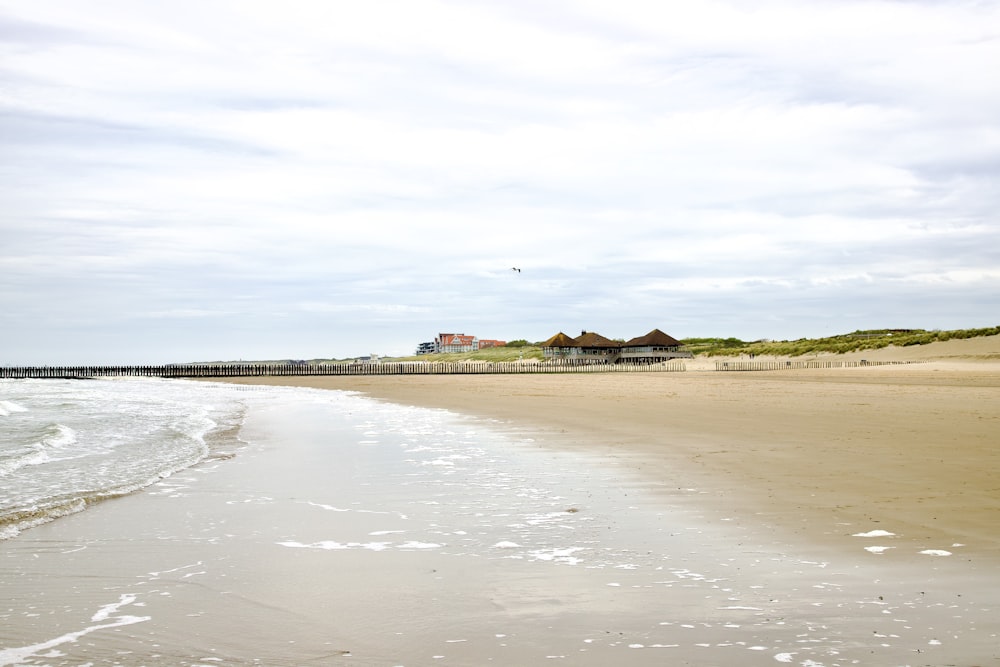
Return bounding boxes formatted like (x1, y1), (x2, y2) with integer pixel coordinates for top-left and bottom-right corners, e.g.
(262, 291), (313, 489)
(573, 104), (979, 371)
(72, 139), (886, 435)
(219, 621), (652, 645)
(511, 267), (521, 273)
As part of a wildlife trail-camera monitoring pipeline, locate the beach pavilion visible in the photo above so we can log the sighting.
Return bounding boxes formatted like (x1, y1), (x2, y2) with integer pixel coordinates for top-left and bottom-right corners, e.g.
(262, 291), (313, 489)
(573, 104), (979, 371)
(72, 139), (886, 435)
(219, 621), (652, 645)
(620, 329), (691, 362)
(540, 332), (578, 361)
(573, 330), (620, 363)
(542, 328), (692, 364)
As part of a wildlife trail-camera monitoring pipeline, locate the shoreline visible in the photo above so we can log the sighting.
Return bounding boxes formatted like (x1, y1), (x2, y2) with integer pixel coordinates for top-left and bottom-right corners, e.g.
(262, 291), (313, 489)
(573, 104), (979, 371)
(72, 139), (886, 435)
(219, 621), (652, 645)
(4, 348), (999, 665)
(213, 346), (1000, 561)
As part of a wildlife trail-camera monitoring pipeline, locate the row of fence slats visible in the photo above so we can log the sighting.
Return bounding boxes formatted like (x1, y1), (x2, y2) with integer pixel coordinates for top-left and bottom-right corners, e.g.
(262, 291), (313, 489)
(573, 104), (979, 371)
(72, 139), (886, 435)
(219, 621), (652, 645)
(714, 360), (915, 371)
(0, 362), (688, 379)
(2, 360), (931, 378)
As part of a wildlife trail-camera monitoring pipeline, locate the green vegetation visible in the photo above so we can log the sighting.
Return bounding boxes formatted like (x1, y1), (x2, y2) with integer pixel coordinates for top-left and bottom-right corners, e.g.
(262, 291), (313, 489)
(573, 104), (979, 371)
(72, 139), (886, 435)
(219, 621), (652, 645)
(389, 346), (545, 363)
(680, 337), (749, 355)
(381, 326), (999, 362)
(683, 326), (1000, 358)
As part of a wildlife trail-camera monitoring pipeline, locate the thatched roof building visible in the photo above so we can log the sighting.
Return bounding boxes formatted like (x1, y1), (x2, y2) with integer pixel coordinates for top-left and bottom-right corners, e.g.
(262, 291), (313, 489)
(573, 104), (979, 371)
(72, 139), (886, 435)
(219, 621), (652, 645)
(623, 329), (682, 348)
(574, 331), (618, 348)
(619, 328), (690, 361)
(541, 332), (577, 348)
(541, 327), (692, 363)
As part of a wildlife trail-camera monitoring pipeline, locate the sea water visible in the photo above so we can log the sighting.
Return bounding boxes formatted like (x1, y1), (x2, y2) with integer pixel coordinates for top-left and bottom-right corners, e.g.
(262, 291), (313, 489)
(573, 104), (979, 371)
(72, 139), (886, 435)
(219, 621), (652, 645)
(0, 378), (248, 539)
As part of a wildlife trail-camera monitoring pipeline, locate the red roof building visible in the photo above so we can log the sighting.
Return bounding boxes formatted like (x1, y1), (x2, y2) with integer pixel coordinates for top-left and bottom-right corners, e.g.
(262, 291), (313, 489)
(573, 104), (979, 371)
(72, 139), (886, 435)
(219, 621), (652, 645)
(436, 333), (478, 353)
(420, 333), (509, 354)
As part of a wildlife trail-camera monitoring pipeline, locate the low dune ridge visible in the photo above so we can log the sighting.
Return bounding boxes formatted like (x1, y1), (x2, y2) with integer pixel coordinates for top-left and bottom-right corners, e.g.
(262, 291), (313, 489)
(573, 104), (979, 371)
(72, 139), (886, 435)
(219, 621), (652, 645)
(785, 331), (1000, 364)
(685, 332), (1000, 371)
(832, 331), (1000, 363)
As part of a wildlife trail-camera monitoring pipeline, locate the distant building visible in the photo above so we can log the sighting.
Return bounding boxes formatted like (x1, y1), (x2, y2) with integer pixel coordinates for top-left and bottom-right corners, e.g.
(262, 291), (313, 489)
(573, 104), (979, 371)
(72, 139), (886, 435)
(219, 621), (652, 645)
(540, 332), (577, 360)
(416, 333), (508, 354)
(351, 354), (381, 363)
(575, 330), (620, 362)
(436, 333), (479, 353)
(620, 329), (687, 363)
(542, 328), (691, 363)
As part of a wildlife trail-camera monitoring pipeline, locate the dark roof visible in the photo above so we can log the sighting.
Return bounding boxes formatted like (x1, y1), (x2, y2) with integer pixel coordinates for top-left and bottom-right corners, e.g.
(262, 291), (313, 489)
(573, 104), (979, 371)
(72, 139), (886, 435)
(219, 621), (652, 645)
(541, 332), (578, 348)
(573, 331), (618, 348)
(623, 328), (682, 348)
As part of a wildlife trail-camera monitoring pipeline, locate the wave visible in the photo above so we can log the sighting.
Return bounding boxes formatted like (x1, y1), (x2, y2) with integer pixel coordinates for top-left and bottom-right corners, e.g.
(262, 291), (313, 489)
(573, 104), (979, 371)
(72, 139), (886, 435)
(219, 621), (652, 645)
(0, 497), (88, 540)
(0, 379), (252, 539)
(41, 423), (78, 449)
(0, 462), (198, 540)
(0, 400), (28, 417)
(169, 411), (217, 448)
(0, 442), (224, 538)
(1, 415), (250, 540)
(0, 449), (50, 477)
(0, 424), (80, 477)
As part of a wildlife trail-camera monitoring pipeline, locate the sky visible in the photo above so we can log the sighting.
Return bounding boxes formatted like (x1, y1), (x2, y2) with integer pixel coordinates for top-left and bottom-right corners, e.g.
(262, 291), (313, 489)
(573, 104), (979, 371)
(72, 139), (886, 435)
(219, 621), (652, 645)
(2, 1), (999, 364)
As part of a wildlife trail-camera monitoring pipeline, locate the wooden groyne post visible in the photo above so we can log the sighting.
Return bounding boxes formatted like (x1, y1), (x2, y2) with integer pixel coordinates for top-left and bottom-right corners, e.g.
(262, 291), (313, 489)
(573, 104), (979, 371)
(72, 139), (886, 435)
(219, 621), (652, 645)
(0, 361), (688, 379)
(714, 359), (917, 371)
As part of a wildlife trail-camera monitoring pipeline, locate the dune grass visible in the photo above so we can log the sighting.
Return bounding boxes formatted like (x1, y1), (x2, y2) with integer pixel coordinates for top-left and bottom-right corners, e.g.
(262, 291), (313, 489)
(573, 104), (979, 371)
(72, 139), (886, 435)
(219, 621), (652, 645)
(686, 326), (1000, 358)
(377, 326), (999, 362)
(388, 346), (546, 363)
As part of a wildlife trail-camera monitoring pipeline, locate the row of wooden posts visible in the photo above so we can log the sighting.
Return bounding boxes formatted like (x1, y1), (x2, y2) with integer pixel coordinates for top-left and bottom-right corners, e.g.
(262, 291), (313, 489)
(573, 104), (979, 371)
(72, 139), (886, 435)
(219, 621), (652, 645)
(0, 359), (918, 379)
(713, 359), (915, 371)
(0, 361), (687, 379)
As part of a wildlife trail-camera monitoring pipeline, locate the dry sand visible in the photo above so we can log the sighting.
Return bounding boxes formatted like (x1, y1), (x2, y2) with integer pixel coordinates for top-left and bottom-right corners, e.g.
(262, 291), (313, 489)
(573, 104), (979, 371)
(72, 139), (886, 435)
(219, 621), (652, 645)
(223, 335), (1000, 559)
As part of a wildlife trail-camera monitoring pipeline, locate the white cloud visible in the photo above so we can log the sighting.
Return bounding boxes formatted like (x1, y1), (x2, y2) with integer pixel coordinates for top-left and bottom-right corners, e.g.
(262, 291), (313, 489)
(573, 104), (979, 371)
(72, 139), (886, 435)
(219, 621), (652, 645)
(1, 0), (998, 362)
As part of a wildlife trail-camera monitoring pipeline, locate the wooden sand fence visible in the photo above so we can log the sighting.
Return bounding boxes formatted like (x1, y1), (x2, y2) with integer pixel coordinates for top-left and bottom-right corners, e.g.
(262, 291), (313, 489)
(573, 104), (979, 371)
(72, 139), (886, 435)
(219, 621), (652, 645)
(714, 359), (917, 371)
(0, 361), (688, 379)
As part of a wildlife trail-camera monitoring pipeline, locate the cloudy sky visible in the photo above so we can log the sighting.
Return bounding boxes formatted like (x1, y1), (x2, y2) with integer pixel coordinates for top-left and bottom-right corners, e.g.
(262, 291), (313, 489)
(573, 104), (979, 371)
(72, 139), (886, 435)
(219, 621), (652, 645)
(2, 1), (998, 364)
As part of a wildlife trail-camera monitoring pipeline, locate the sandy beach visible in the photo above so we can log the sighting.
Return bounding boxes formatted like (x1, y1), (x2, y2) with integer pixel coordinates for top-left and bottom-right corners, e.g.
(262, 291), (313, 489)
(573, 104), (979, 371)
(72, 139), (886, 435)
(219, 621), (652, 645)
(224, 335), (1000, 560)
(3, 336), (999, 666)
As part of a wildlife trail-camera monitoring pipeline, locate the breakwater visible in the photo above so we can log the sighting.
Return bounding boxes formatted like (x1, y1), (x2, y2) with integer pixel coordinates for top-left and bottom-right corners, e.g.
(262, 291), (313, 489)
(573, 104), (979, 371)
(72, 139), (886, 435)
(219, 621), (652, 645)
(1, 361), (687, 379)
(714, 359), (916, 371)
(2, 359), (928, 378)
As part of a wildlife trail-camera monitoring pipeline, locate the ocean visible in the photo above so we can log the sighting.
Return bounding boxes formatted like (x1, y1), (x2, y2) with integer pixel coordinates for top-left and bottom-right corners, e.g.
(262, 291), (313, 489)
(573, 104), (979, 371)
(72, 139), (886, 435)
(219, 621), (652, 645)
(0, 378), (250, 540)
(0, 376), (632, 553)
(2, 377), (998, 665)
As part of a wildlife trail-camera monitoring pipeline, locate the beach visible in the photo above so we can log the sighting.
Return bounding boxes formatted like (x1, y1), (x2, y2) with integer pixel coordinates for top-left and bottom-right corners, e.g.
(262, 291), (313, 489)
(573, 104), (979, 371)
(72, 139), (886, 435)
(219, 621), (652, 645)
(2, 336), (999, 665)
(225, 336), (1000, 560)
